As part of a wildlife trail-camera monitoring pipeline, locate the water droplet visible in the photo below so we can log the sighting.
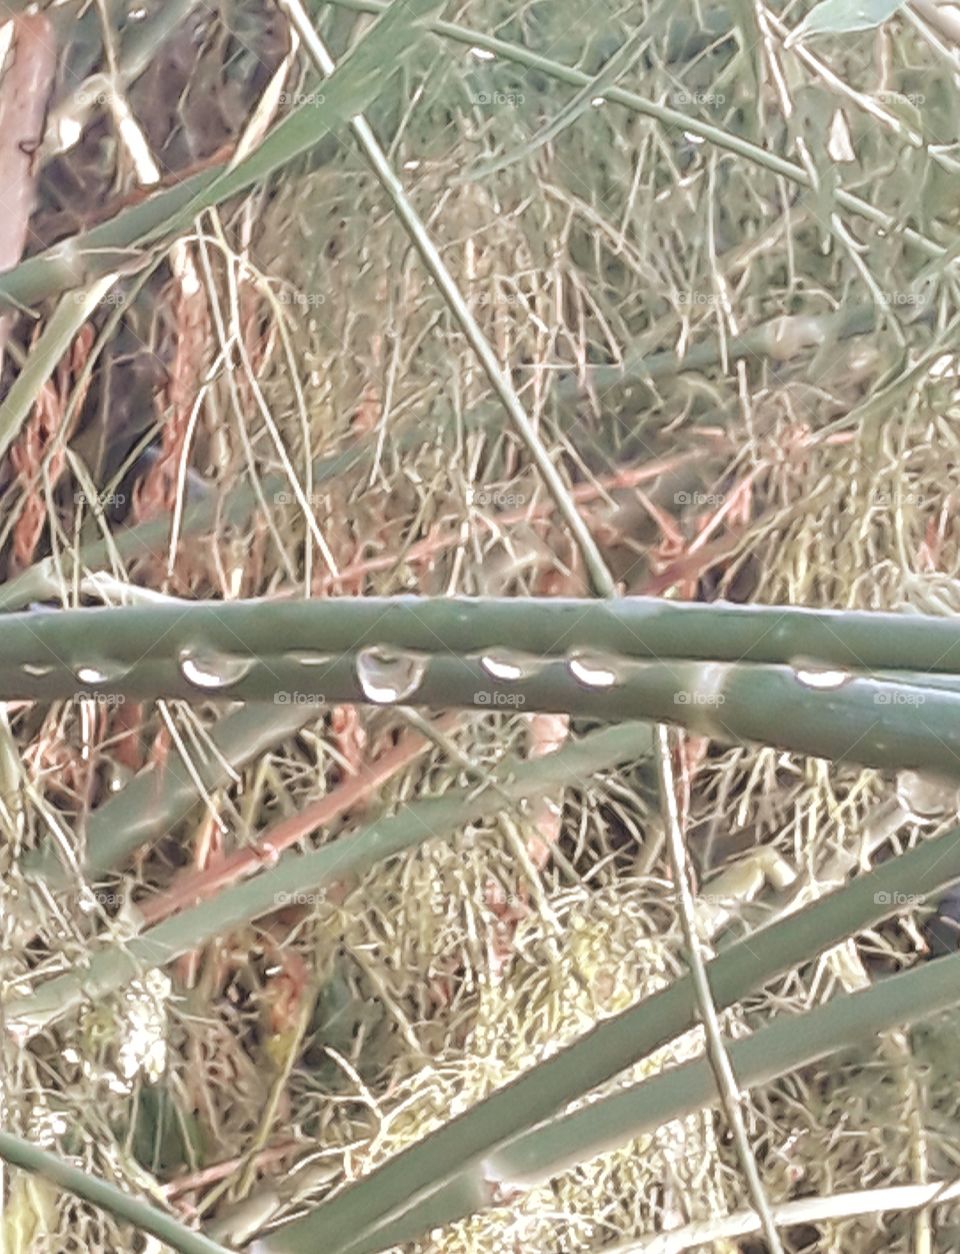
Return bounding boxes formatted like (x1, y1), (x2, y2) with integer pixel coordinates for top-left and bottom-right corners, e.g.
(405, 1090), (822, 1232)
(284, 652), (334, 667)
(6, 1019), (32, 1047)
(76, 665), (109, 684)
(481, 653), (524, 682)
(794, 668), (852, 690)
(477, 650), (541, 681)
(73, 660), (131, 685)
(22, 662), (53, 678)
(355, 648), (428, 704)
(179, 649), (255, 690)
(568, 654), (621, 689)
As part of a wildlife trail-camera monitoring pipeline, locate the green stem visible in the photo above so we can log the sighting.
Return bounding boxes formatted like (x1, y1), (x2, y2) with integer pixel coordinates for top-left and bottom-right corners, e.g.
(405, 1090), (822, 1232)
(655, 724), (783, 1253)
(5, 603), (960, 774)
(302, 950), (960, 1254)
(248, 823), (960, 1252)
(24, 701), (315, 886)
(0, 1131), (231, 1254)
(495, 953), (960, 1190)
(4, 596), (960, 674)
(279, 0), (615, 596)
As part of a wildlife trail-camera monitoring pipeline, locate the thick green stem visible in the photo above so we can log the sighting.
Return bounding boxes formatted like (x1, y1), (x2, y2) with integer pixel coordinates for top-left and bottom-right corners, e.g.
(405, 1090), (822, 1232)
(328, 952), (960, 1254)
(4, 601), (960, 775)
(5, 597), (960, 675)
(248, 823), (960, 1252)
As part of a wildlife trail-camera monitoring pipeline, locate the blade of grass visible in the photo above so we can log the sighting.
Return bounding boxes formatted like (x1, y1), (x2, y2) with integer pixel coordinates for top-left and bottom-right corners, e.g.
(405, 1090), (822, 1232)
(0, 275), (118, 464)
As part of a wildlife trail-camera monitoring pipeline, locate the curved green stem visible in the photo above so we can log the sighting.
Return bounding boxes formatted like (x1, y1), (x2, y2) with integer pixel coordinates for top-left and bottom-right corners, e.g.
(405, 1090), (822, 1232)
(0, 1132), (231, 1254)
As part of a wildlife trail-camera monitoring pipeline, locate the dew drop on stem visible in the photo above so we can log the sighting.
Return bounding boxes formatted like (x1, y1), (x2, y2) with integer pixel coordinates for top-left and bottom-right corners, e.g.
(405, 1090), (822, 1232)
(793, 667), (853, 690)
(568, 653), (622, 689)
(355, 647), (428, 704)
(179, 648), (256, 690)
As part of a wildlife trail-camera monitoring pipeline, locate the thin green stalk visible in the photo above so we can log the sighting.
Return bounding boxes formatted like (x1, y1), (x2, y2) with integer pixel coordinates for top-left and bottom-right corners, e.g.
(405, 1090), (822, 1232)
(463, 10), (661, 182)
(492, 954), (960, 1191)
(279, 0), (615, 597)
(234, 822), (960, 1252)
(0, 1131), (231, 1254)
(655, 724), (783, 1254)
(551, 301), (878, 406)
(0, 276), (119, 465)
(323, 0), (947, 261)
(6, 721), (656, 1035)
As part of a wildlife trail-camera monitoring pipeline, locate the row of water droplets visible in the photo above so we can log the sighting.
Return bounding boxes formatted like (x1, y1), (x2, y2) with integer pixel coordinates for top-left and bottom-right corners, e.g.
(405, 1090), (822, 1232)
(25, 646), (628, 702)
(25, 647), (860, 702)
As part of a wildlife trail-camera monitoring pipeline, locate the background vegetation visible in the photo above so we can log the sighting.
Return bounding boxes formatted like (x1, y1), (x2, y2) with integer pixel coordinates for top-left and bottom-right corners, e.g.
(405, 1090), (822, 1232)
(2, 0), (960, 1250)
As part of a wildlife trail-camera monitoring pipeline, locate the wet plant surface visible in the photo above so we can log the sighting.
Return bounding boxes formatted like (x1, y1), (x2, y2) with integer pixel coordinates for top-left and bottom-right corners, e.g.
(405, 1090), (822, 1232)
(1, 1), (960, 1251)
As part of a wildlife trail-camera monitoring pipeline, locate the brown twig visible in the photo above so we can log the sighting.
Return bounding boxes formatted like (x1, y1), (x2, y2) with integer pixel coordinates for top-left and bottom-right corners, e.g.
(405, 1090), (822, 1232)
(139, 712), (464, 925)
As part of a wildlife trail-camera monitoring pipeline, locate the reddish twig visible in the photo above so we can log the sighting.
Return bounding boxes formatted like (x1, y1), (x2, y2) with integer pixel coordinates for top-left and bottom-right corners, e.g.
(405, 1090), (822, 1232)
(140, 712), (464, 925)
